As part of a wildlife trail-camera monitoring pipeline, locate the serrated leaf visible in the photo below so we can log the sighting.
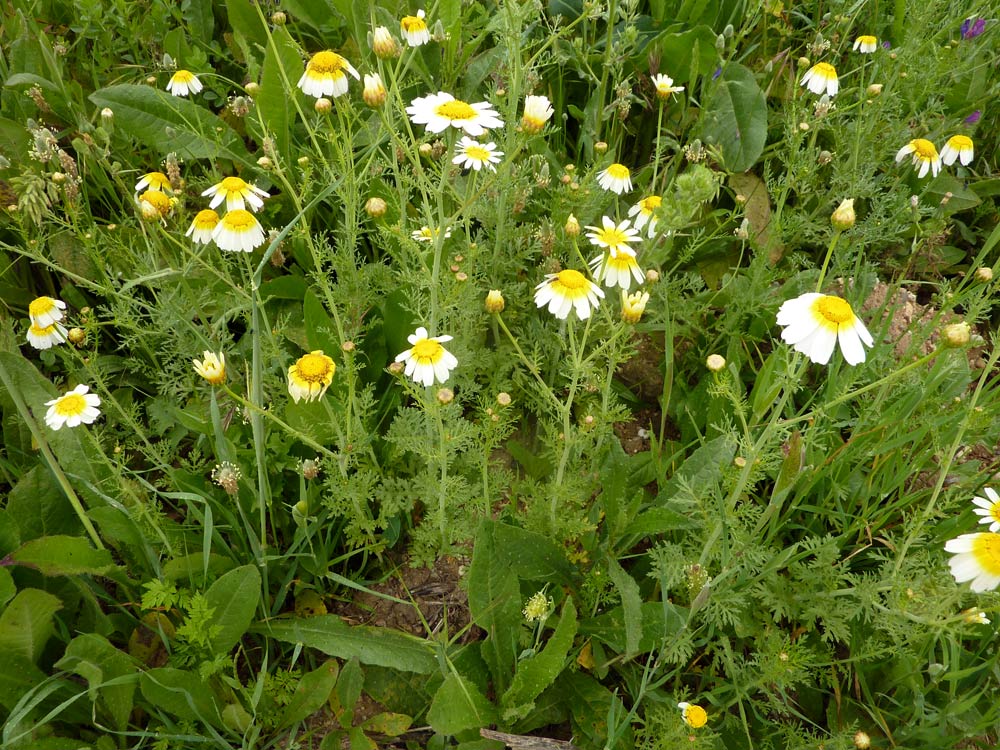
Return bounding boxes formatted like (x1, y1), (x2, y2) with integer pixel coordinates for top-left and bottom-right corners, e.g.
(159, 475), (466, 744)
(88, 84), (252, 165)
(0, 588), (61, 662)
(427, 674), (497, 735)
(204, 565), (261, 654)
(252, 616), (437, 673)
(10, 535), (115, 576)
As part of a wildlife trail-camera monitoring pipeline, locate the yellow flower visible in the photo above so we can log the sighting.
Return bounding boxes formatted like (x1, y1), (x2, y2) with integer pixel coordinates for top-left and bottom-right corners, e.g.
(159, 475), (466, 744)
(485, 290), (505, 314)
(534, 269), (605, 320)
(134, 171), (172, 194)
(853, 35), (878, 53)
(585, 216), (641, 258)
(297, 50), (360, 99)
(201, 176), (269, 212)
(137, 189), (174, 221)
(44, 385), (101, 430)
(895, 138), (941, 178)
(940, 135), (974, 166)
(621, 290), (649, 323)
(776, 293), (873, 365)
(400, 9), (430, 46)
(522, 592), (553, 622)
(394, 327), (458, 387)
(800, 62), (839, 96)
(651, 73), (684, 100)
(28, 296), (67, 327)
(193, 351), (226, 385)
(166, 69), (203, 97)
(406, 91), (503, 136)
(287, 350), (336, 403)
(628, 195), (661, 238)
(521, 95), (554, 133)
(678, 702), (707, 729)
(212, 209), (266, 252)
(185, 209), (220, 244)
(596, 163), (632, 194)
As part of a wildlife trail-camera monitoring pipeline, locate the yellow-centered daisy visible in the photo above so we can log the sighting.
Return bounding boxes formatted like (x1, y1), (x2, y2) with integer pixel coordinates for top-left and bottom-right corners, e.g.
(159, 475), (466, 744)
(585, 216), (641, 258)
(44, 384), (101, 430)
(166, 70), (203, 97)
(678, 702), (708, 729)
(411, 225), (451, 243)
(137, 189), (174, 221)
(297, 50), (360, 99)
(596, 163), (632, 194)
(452, 136), (503, 172)
(394, 327), (458, 387)
(590, 252), (645, 291)
(776, 292), (874, 365)
(287, 350), (336, 403)
(400, 9), (430, 46)
(534, 269), (605, 320)
(26, 321), (68, 350)
(972, 488), (1000, 532)
(853, 35), (878, 53)
(406, 91), (503, 136)
(895, 138), (941, 178)
(946, 532), (1000, 592)
(800, 62), (839, 96)
(28, 296), (67, 328)
(940, 135), (974, 166)
(521, 95), (554, 133)
(201, 176), (270, 212)
(134, 171), (172, 194)
(212, 209), (266, 252)
(621, 290), (650, 324)
(651, 73), (684, 100)
(186, 209), (220, 244)
(628, 195), (661, 238)
(193, 351), (226, 385)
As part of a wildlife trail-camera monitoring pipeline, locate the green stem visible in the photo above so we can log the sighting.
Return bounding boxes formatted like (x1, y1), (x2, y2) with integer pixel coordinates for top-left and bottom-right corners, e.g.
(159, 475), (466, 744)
(815, 229), (841, 291)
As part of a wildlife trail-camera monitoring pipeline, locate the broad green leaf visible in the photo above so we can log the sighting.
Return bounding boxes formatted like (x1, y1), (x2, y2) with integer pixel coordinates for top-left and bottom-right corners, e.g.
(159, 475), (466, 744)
(225, 0), (267, 45)
(162, 553), (236, 584)
(258, 26), (302, 162)
(204, 565), (261, 654)
(9, 535), (115, 577)
(0, 588), (61, 662)
(279, 659), (339, 728)
(0, 569), (14, 610)
(252, 616), (437, 673)
(654, 434), (737, 503)
(331, 656), (363, 724)
(653, 25), (719, 83)
(558, 671), (632, 750)
(304, 288), (339, 354)
(427, 674), (497, 735)
(139, 668), (222, 726)
(606, 559), (642, 657)
(501, 598), (577, 723)
(88, 84), (252, 165)
(620, 506), (696, 539)
(362, 712), (412, 736)
(56, 634), (137, 731)
(698, 63), (767, 172)
(489, 521), (577, 584)
(7, 466), (82, 540)
(579, 601), (685, 654)
(282, 0), (339, 32)
(0, 650), (47, 711)
(467, 521), (522, 698)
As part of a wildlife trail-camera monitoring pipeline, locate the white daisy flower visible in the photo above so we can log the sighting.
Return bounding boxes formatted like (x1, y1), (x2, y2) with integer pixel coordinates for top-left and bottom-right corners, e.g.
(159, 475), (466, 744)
(452, 136), (503, 172)
(521, 95), (554, 133)
(411, 225), (452, 243)
(44, 384), (101, 430)
(534, 269), (605, 320)
(201, 176), (270, 212)
(940, 135), (974, 166)
(134, 172), (172, 194)
(166, 70), (203, 97)
(590, 252), (645, 291)
(800, 62), (839, 96)
(288, 350), (336, 403)
(28, 296), (67, 328)
(627, 196), (661, 238)
(895, 138), (942, 178)
(297, 50), (360, 99)
(651, 73), (684, 100)
(946, 532), (1000, 592)
(585, 216), (641, 258)
(973, 488), (1000, 532)
(394, 327), (458, 387)
(26, 321), (68, 350)
(596, 163), (632, 194)
(212, 209), (266, 252)
(776, 292), (874, 365)
(853, 35), (878, 53)
(185, 209), (220, 245)
(400, 10), (430, 47)
(406, 91), (503, 136)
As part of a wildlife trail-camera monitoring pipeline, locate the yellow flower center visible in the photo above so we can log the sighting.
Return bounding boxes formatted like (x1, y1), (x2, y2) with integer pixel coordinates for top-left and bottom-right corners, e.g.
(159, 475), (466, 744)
(29, 297), (57, 318)
(972, 534), (1000, 576)
(173, 70), (195, 83)
(220, 176), (249, 192)
(683, 704), (708, 729)
(911, 139), (938, 160)
(143, 172), (170, 189)
(54, 393), (87, 417)
(464, 145), (491, 162)
(596, 227), (629, 248)
(607, 163), (630, 179)
(857, 35), (876, 45)
(990, 504), (1000, 524)
(194, 210), (219, 229)
(640, 195), (662, 212)
(295, 352), (333, 382)
(813, 62), (837, 78)
(309, 51), (346, 74)
(141, 190), (171, 212)
(411, 338), (443, 362)
(435, 99), (477, 121)
(555, 269), (588, 291)
(401, 15), (427, 32)
(814, 296), (854, 325)
(223, 210), (256, 231)
(948, 135), (973, 150)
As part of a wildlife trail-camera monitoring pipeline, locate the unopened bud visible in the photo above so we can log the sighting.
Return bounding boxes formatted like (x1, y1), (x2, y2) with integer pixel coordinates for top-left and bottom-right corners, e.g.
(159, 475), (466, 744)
(100, 107), (114, 122)
(365, 196), (387, 218)
(594, 141), (608, 154)
(314, 97), (332, 114)
(645, 269), (660, 283)
(565, 214), (580, 236)
(853, 731), (871, 749)
(831, 198), (855, 230)
(867, 83), (883, 96)
(257, 156), (273, 170)
(706, 354), (726, 372)
(485, 289), (505, 313)
(418, 143), (433, 158)
(497, 392), (511, 406)
(371, 26), (399, 59)
(797, 56), (811, 68)
(245, 81), (260, 97)
(298, 156), (310, 167)
(388, 361), (405, 375)
(362, 73), (387, 107)
(437, 387), (454, 404)
(271, 11), (286, 25)
(974, 267), (993, 283)
(341, 340), (356, 352)
(68, 327), (86, 346)
(798, 121), (810, 131)
(818, 150), (833, 165)
(942, 322), (971, 348)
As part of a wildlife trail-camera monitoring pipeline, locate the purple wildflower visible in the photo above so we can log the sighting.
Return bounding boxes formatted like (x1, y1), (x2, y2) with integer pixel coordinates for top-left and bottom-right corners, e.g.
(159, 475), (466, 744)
(965, 110), (981, 125)
(881, 41), (891, 49)
(961, 17), (986, 39)
(712, 67), (722, 80)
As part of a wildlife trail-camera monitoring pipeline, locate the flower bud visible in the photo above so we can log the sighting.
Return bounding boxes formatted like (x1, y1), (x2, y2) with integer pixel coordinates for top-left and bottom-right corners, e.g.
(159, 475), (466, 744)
(497, 392), (511, 406)
(68, 327), (86, 346)
(341, 340), (356, 352)
(645, 269), (660, 283)
(365, 196), (387, 218)
(797, 56), (811, 68)
(362, 73), (386, 108)
(831, 198), (855, 230)
(818, 150), (832, 165)
(245, 81), (260, 97)
(314, 97), (332, 114)
(388, 361), (405, 375)
(706, 354), (726, 372)
(853, 731), (871, 750)
(301, 459), (320, 480)
(594, 141), (608, 154)
(298, 156), (310, 167)
(257, 156), (273, 170)
(100, 107), (114, 123)
(418, 143), (433, 158)
(942, 322), (971, 348)
(621, 291), (649, 324)
(866, 83), (883, 96)
(271, 11), (286, 25)
(372, 26), (399, 59)
(565, 214), (580, 236)
(436, 387), (454, 404)
(974, 267), (993, 283)
(485, 289), (505, 313)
